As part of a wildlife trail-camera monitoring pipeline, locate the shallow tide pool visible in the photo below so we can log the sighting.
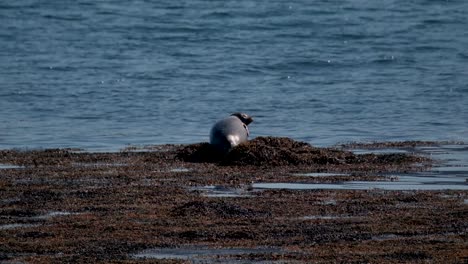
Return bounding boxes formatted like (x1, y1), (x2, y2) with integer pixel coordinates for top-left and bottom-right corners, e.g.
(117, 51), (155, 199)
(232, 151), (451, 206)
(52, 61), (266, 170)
(254, 144), (468, 191)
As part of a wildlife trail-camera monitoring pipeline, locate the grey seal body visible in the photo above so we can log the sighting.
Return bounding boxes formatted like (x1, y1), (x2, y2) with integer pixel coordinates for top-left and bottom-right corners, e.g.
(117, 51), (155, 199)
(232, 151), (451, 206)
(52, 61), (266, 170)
(210, 113), (253, 153)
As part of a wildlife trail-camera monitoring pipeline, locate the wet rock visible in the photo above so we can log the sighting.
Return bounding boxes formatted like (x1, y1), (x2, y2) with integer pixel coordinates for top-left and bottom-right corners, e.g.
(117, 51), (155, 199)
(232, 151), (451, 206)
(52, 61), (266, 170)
(2, 139), (461, 263)
(21, 189), (63, 203)
(176, 136), (426, 167)
(16, 231), (54, 239)
(172, 200), (267, 218)
(176, 137), (348, 166)
(223, 137), (349, 166)
(383, 251), (432, 261)
(1, 209), (38, 217)
(175, 143), (222, 163)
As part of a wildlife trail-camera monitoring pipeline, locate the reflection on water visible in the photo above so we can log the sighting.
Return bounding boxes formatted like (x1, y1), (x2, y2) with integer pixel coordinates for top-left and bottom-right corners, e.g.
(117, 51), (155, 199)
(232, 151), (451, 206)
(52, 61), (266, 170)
(252, 181), (468, 191)
(0, 223), (40, 230)
(293, 172), (349, 177)
(170, 168), (191, 172)
(255, 144), (468, 191)
(0, 211), (78, 230)
(0, 164), (24, 169)
(300, 215), (357, 220)
(133, 246), (281, 261)
(72, 162), (126, 168)
(190, 185), (254, 198)
(34, 211), (77, 220)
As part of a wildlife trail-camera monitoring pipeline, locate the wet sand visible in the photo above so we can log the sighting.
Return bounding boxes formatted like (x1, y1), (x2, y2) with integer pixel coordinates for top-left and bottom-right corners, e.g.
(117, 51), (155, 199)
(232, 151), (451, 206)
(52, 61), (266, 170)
(0, 137), (467, 263)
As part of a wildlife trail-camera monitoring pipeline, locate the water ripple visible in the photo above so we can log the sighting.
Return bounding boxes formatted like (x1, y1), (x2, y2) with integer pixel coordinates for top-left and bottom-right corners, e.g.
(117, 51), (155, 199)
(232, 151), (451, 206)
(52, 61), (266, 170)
(1, 0), (467, 150)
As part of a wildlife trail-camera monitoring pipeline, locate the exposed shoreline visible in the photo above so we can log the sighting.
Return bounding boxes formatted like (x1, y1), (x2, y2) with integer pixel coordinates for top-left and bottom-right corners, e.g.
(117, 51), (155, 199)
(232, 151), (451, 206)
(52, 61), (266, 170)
(1, 137), (467, 263)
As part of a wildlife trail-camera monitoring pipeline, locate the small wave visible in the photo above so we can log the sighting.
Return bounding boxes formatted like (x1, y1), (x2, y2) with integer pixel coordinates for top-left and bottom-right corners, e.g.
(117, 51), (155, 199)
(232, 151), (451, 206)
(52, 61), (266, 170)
(370, 56), (397, 64)
(201, 11), (233, 19)
(42, 14), (84, 22)
(38, 65), (77, 72)
(458, 52), (468, 59)
(266, 59), (338, 71)
(412, 45), (449, 52)
(337, 32), (380, 40)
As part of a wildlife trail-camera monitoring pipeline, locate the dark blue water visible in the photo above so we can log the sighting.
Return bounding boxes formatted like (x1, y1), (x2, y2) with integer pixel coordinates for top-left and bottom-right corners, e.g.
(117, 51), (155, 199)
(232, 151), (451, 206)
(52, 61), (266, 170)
(1, 0), (468, 151)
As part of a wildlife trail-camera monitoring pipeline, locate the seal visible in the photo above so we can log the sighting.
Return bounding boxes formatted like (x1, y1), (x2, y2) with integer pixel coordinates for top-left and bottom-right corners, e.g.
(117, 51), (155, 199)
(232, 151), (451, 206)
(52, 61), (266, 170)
(209, 112), (253, 153)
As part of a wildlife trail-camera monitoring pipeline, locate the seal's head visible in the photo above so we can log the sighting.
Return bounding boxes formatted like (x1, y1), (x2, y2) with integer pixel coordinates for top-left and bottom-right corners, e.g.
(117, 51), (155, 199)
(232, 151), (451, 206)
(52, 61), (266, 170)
(231, 112), (253, 125)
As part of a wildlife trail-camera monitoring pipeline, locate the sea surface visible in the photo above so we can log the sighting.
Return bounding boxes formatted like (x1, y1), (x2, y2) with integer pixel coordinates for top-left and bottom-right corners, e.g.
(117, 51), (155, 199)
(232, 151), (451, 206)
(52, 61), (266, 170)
(1, 0), (468, 151)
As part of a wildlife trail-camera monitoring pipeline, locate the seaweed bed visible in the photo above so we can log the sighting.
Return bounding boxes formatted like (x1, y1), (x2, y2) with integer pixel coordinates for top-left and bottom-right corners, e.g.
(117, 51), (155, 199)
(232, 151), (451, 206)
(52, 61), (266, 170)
(0, 137), (467, 263)
(177, 137), (425, 167)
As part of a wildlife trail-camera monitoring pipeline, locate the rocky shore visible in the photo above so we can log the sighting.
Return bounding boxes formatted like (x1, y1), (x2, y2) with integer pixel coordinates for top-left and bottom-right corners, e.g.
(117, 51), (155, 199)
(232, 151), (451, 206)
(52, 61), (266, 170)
(1, 137), (466, 263)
